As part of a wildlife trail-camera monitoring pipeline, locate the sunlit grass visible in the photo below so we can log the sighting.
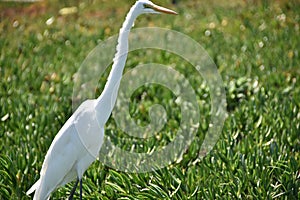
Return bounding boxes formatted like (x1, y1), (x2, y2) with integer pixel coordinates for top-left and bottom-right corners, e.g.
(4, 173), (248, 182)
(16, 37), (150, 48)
(0, 0), (299, 199)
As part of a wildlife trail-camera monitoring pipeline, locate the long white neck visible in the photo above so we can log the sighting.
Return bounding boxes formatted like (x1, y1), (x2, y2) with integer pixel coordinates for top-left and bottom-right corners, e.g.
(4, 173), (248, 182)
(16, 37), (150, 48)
(95, 4), (139, 125)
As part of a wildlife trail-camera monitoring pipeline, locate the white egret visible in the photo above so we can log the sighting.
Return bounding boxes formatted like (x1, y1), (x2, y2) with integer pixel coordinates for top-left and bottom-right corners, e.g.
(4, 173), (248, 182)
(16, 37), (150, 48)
(26, 0), (177, 199)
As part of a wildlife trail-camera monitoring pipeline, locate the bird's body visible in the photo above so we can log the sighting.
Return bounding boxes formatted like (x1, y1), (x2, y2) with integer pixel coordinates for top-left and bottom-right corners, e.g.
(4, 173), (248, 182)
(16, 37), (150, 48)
(26, 1), (176, 199)
(27, 100), (103, 199)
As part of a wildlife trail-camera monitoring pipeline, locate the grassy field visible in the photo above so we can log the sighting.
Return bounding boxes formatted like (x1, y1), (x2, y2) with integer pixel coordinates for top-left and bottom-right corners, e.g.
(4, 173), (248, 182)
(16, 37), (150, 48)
(0, 0), (299, 199)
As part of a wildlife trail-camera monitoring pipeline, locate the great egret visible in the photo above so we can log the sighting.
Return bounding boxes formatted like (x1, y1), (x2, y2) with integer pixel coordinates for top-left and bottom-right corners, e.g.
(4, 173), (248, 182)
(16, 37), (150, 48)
(26, 1), (177, 199)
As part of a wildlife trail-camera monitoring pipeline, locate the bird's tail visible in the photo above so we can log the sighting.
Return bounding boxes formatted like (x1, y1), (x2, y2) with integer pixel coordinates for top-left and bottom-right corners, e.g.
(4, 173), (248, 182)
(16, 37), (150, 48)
(26, 179), (40, 196)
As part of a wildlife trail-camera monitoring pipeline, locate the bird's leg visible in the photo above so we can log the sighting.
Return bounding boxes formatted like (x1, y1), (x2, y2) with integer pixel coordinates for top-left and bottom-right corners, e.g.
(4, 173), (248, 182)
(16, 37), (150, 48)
(68, 178), (79, 200)
(79, 179), (82, 200)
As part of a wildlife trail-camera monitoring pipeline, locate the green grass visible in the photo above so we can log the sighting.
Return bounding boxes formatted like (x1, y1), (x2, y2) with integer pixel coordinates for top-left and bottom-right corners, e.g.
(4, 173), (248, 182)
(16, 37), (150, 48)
(0, 0), (299, 199)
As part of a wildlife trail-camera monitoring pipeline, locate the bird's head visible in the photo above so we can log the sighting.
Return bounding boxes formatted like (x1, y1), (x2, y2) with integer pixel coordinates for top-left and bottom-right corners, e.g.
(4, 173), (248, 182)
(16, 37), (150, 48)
(134, 0), (177, 15)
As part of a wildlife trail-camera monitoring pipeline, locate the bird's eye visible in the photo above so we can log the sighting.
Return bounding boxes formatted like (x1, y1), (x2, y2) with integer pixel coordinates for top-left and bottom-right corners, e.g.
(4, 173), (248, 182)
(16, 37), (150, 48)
(143, 4), (152, 9)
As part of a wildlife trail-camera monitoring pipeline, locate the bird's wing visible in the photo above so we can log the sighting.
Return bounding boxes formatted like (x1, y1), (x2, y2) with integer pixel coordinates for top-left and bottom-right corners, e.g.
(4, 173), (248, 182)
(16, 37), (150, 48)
(34, 120), (79, 199)
(28, 99), (99, 199)
(26, 179), (40, 195)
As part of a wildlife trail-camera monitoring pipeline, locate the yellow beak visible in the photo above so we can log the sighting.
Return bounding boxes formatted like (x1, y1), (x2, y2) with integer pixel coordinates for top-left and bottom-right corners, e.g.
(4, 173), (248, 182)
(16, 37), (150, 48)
(149, 4), (178, 15)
